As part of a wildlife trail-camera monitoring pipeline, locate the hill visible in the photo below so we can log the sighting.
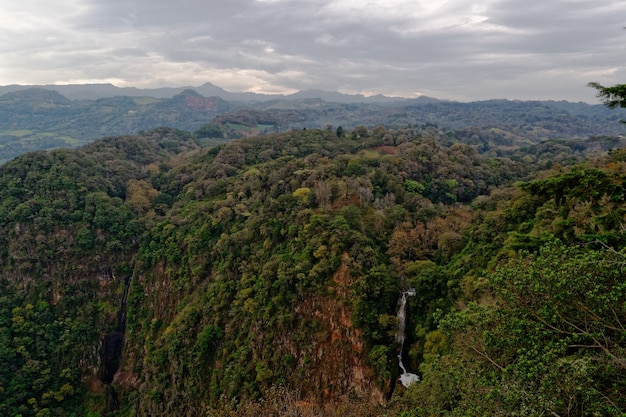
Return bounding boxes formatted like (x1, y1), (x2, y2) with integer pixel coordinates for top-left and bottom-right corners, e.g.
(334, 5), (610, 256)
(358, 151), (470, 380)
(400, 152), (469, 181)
(1, 123), (626, 415)
(0, 82), (409, 103)
(0, 89), (234, 164)
(1, 85), (625, 165)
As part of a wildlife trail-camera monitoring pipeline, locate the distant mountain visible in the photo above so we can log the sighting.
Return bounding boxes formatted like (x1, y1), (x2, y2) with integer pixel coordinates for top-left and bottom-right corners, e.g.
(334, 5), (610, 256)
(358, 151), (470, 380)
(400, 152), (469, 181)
(1, 83), (625, 165)
(285, 89), (409, 104)
(0, 87), (72, 105)
(0, 83), (228, 101)
(0, 88), (235, 164)
(0, 82), (414, 103)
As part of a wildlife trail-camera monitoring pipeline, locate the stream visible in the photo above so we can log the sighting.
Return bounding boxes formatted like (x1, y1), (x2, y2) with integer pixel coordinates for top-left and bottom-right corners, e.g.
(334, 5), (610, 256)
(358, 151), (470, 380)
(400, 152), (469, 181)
(396, 290), (419, 388)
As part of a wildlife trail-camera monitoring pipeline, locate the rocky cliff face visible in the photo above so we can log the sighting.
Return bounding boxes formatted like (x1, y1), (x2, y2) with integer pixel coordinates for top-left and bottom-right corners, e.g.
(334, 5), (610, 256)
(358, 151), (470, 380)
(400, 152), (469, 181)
(291, 254), (386, 404)
(117, 239), (391, 416)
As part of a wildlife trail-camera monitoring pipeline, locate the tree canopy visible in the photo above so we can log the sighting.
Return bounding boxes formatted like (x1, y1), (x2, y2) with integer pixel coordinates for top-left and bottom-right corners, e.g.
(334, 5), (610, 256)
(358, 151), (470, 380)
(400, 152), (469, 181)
(588, 82), (626, 109)
(2, 123), (626, 416)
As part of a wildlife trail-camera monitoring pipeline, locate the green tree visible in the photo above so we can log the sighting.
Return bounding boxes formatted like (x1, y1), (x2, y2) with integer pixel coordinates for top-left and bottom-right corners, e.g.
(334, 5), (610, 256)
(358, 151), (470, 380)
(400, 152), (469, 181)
(194, 124), (224, 139)
(588, 81), (626, 122)
(413, 240), (626, 415)
(588, 82), (626, 109)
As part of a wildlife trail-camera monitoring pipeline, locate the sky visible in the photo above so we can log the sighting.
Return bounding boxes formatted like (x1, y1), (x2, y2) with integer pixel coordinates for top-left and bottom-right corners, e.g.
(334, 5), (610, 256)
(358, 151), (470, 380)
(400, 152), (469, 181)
(0, 0), (625, 102)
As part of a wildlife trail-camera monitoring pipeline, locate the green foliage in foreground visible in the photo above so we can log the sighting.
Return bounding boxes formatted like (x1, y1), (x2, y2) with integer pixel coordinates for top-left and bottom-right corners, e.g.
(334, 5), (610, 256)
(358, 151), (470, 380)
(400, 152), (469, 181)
(389, 159), (626, 416)
(0, 280), (100, 417)
(399, 240), (626, 416)
(1, 124), (626, 416)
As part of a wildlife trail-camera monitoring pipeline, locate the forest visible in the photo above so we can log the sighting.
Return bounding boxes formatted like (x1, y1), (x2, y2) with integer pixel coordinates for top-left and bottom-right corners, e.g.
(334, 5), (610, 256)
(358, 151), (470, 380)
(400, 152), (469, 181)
(0, 99), (626, 416)
(1, 85), (625, 165)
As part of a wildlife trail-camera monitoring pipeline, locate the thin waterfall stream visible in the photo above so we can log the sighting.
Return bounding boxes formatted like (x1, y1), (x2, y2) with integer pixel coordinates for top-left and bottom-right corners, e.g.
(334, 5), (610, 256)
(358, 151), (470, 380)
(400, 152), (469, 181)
(396, 289), (419, 388)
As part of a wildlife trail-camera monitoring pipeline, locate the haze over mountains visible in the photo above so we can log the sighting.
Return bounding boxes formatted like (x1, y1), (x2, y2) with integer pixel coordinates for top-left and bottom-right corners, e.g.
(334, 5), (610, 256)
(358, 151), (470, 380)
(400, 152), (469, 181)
(1, 82), (624, 167)
(0, 82), (409, 103)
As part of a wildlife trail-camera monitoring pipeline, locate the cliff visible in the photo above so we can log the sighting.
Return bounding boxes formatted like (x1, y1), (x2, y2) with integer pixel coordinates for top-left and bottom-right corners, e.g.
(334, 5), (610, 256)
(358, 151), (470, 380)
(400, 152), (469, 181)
(2, 125), (626, 416)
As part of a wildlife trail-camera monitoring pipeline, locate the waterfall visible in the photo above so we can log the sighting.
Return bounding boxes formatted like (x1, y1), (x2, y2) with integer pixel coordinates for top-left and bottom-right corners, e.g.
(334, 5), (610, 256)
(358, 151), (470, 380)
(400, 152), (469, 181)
(396, 289), (419, 388)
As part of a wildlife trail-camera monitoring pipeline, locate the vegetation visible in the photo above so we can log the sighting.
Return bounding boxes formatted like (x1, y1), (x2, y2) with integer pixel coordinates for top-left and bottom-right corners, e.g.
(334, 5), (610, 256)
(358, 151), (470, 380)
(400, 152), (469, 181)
(589, 81), (626, 123)
(2, 86), (626, 165)
(0, 109), (625, 416)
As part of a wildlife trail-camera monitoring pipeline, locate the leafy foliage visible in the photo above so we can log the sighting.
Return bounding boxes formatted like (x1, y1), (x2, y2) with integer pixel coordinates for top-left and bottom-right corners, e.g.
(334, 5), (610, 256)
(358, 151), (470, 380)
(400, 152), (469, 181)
(589, 82), (626, 110)
(2, 86), (625, 164)
(2, 120), (626, 416)
(401, 240), (626, 415)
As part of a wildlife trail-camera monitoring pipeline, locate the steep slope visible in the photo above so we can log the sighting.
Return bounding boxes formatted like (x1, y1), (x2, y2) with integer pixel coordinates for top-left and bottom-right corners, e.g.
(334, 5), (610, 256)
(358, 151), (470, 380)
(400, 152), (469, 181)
(5, 124), (626, 416)
(395, 160), (626, 415)
(112, 128), (527, 415)
(0, 128), (199, 416)
(0, 126), (526, 416)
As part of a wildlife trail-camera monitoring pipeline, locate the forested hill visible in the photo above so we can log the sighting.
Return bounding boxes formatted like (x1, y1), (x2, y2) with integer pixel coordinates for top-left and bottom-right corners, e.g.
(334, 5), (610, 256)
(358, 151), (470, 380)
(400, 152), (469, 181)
(1, 125), (626, 416)
(1, 86), (625, 165)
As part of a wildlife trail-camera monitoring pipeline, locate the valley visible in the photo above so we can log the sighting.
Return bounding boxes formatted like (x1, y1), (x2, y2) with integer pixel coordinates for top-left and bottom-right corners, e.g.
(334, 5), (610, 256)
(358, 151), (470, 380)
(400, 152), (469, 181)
(0, 86), (625, 416)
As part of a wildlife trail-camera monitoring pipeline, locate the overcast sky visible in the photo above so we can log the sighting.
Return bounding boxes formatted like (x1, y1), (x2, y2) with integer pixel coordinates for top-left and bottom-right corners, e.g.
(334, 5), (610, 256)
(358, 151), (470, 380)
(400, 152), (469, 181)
(1, 0), (624, 102)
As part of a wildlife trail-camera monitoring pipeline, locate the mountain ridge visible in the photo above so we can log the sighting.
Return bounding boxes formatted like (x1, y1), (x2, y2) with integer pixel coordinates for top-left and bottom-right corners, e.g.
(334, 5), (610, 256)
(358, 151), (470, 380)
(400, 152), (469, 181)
(1, 84), (624, 166)
(0, 82), (413, 103)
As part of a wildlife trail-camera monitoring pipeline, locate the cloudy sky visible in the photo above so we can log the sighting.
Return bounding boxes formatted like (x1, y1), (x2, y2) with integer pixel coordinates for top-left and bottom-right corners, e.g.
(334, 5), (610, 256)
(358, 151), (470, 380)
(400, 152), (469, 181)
(1, 0), (624, 102)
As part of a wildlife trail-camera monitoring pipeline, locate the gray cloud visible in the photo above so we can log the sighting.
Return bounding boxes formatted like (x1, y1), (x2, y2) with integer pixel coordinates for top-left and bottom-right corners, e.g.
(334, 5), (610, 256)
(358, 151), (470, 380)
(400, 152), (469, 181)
(0, 0), (624, 101)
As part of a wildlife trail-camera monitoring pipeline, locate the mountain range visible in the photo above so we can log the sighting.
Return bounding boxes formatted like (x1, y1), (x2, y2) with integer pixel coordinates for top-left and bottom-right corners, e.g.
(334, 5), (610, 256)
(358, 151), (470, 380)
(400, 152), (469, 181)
(0, 82), (410, 103)
(0, 83), (625, 166)
(2, 80), (626, 416)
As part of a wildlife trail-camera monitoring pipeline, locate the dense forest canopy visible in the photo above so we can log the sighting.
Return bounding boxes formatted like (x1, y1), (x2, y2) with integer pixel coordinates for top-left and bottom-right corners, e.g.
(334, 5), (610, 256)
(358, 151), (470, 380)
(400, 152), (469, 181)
(0, 104), (625, 416)
(1, 86), (626, 165)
